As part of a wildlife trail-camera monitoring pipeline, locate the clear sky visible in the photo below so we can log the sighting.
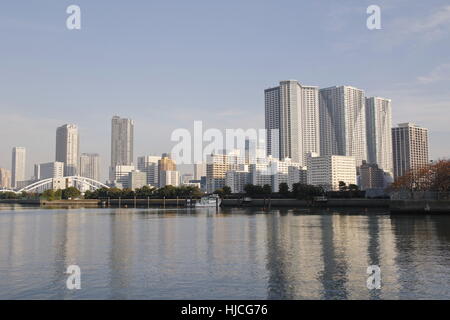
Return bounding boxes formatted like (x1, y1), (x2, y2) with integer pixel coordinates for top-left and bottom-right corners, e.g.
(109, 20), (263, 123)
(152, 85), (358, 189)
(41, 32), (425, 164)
(1, 0), (449, 180)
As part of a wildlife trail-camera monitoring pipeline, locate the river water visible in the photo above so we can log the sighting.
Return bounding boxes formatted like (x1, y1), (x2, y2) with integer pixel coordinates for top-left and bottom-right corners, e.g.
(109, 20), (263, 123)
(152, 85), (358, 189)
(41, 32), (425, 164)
(0, 205), (449, 300)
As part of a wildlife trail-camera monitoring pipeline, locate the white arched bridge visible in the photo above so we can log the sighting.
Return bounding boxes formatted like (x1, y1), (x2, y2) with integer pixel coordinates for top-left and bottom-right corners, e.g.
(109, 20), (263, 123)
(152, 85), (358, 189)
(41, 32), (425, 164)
(15, 176), (110, 193)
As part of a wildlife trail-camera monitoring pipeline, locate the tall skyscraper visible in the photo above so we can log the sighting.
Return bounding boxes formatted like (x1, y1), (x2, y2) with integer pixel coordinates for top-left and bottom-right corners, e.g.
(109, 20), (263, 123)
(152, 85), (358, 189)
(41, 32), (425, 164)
(319, 86), (367, 165)
(0, 168), (12, 189)
(392, 123), (429, 180)
(365, 97), (393, 174)
(11, 147), (26, 188)
(80, 153), (101, 181)
(56, 124), (79, 176)
(110, 116), (134, 181)
(265, 80), (320, 166)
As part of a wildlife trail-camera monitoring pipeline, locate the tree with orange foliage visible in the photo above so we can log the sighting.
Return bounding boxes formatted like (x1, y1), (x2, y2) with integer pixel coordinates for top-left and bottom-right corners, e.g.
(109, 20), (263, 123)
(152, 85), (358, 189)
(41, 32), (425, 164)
(390, 160), (450, 192)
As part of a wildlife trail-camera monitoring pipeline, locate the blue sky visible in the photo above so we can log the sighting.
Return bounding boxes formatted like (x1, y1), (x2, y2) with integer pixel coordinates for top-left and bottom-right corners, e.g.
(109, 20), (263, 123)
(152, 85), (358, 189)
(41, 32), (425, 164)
(1, 0), (449, 179)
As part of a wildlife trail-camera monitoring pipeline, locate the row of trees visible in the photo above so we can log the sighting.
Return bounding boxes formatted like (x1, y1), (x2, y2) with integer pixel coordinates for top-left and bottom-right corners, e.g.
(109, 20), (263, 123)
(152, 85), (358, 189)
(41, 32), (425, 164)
(41, 187), (81, 200)
(216, 182), (363, 200)
(1, 185), (204, 201)
(84, 185), (204, 199)
(0, 187), (82, 201)
(218, 183), (325, 200)
(0, 191), (31, 200)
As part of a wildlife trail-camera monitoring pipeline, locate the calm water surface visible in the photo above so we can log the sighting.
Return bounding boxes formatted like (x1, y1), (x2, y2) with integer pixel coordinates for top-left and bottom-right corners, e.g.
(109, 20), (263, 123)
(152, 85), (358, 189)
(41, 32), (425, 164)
(0, 205), (449, 300)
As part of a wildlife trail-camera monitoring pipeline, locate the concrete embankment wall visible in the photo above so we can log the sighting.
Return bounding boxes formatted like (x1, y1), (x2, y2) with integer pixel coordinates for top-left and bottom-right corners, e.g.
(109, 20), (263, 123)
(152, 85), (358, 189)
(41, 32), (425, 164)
(105, 199), (190, 207)
(0, 199), (41, 205)
(0, 199), (191, 207)
(222, 198), (390, 208)
(390, 200), (450, 214)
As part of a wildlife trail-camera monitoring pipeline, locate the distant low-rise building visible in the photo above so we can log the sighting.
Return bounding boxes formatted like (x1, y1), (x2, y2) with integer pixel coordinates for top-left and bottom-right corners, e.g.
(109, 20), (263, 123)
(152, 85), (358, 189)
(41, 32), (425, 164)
(137, 155), (161, 187)
(359, 161), (386, 190)
(159, 170), (180, 187)
(182, 173), (194, 184)
(34, 162), (64, 180)
(206, 151), (246, 193)
(128, 170), (147, 190)
(249, 156), (304, 192)
(288, 166), (308, 190)
(225, 170), (250, 193)
(110, 165), (135, 189)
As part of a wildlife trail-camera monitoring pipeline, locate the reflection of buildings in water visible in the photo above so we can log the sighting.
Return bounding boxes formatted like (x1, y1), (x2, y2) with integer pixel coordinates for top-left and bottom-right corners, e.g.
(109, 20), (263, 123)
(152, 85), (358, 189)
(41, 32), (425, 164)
(287, 214), (325, 299)
(265, 211), (295, 299)
(265, 211), (352, 299)
(264, 211), (401, 299)
(51, 210), (84, 298)
(317, 214), (350, 299)
(2, 213), (28, 291)
(376, 216), (400, 299)
(205, 209), (266, 280)
(109, 209), (135, 298)
(330, 214), (372, 299)
(389, 215), (446, 298)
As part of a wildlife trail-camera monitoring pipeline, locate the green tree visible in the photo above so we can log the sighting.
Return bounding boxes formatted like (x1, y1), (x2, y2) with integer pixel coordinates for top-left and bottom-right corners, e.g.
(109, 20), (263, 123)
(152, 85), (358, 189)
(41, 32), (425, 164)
(222, 186), (232, 195)
(41, 189), (55, 201)
(135, 185), (155, 198)
(62, 187), (81, 200)
(54, 189), (62, 200)
(244, 184), (255, 195)
(279, 183), (289, 197)
(292, 183), (324, 200)
(338, 181), (347, 191)
(262, 184), (272, 195)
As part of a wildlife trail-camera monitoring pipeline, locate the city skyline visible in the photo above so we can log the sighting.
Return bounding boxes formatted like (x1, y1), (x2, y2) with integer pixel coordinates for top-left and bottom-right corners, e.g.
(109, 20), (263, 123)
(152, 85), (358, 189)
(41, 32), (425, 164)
(1, 1), (449, 179)
(0, 79), (443, 185)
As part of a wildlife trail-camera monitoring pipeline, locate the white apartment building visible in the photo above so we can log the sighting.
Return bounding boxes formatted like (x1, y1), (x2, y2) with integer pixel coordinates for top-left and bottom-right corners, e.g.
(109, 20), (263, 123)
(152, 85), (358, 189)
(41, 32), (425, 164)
(110, 116), (134, 181)
(319, 86), (367, 166)
(366, 97), (393, 174)
(80, 153), (100, 181)
(159, 170), (180, 187)
(206, 152), (246, 193)
(265, 80), (320, 166)
(225, 170), (250, 193)
(34, 162), (64, 180)
(110, 165), (135, 189)
(392, 123), (429, 180)
(11, 147), (26, 188)
(249, 156), (304, 192)
(307, 153), (357, 191)
(137, 155), (161, 187)
(56, 124), (79, 176)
